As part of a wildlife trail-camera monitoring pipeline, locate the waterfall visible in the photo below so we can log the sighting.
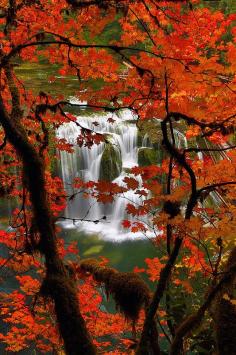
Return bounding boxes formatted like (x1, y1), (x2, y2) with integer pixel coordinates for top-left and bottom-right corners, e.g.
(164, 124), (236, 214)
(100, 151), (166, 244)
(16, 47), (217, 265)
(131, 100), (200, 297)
(56, 106), (194, 240)
(57, 108), (149, 240)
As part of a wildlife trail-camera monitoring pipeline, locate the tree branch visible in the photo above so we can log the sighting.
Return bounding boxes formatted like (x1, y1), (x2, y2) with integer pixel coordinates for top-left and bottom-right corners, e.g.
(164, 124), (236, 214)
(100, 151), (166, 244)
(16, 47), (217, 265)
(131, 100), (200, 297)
(0, 67), (96, 355)
(170, 248), (236, 355)
(1, 38), (192, 68)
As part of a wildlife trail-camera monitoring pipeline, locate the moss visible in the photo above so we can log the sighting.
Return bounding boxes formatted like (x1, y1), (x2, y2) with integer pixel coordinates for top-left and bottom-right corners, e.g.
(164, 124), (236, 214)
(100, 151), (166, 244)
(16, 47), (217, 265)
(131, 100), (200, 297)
(40, 274), (96, 355)
(108, 272), (151, 321)
(100, 142), (122, 181)
(137, 130), (145, 147)
(80, 258), (100, 272)
(137, 119), (168, 166)
(137, 119), (162, 145)
(138, 147), (159, 166)
(48, 127), (58, 176)
(79, 259), (151, 322)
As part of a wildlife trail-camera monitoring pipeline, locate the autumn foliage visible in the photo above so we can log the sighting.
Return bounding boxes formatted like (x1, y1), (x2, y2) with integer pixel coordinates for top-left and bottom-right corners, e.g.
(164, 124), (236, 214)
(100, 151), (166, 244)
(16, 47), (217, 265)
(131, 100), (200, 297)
(0, 0), (236, 354)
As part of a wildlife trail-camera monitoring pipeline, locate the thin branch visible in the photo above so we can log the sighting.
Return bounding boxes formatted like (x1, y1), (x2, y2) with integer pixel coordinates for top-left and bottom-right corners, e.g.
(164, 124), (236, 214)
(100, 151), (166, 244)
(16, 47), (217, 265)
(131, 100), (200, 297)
(150, 0), (187, 25)
(141, 0), (162, 29)
(170, 249), (236, 355)
(198, 181), (236, 194)
(157, 317), (171, 344)
(1, 38), (193, 68)
(129, 7), (157, 47)
(161, 115), (197, 203)
(184, 145), (236, 154)
(213, 238), (223, 277)
(58, 216), (107, 224)
(170, 111), (236, 129)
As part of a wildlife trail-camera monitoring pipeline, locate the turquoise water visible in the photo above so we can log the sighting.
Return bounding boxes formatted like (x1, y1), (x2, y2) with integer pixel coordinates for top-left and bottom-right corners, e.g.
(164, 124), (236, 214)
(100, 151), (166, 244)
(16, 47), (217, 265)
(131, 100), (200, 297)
(61, 227), (157, 272)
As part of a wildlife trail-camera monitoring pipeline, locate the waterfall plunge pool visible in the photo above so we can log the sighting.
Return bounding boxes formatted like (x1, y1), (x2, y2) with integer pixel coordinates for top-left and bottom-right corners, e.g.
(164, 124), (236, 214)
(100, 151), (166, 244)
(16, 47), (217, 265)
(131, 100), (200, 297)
(56, 104), (159, 270)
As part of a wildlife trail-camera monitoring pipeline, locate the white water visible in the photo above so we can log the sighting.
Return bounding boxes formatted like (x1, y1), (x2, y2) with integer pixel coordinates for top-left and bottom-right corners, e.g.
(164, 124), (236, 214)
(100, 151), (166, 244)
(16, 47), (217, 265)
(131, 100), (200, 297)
(56, 105), (192, 240)
(57, 108), (152, 240)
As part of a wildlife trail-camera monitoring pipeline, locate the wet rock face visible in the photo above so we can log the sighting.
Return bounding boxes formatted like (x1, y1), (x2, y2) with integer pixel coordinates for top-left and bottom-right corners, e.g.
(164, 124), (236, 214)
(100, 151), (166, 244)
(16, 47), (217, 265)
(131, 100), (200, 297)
(100, 142), (122, 181)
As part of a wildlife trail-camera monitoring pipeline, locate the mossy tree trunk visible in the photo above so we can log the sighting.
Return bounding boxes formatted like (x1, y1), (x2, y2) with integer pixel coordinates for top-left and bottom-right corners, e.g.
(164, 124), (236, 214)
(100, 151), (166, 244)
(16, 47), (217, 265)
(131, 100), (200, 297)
(0, 66), (96, 355)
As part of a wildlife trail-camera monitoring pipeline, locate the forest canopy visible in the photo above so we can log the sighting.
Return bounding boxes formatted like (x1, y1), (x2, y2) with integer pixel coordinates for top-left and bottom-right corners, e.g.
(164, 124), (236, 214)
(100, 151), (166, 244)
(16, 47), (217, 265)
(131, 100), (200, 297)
(0, 0), (236, 354)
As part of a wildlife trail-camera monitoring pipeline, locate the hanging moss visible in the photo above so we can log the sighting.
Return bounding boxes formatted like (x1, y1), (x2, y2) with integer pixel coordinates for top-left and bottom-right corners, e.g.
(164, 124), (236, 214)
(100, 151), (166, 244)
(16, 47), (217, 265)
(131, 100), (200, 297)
(100, 142), (122, 181)
(80, 259), (151, 322)
(108, 272), (151, 321)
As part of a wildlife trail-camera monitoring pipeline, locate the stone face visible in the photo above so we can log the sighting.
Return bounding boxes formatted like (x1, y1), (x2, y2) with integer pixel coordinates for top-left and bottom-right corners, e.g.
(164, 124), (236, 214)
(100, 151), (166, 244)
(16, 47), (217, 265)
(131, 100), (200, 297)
(100, 143), (122, 181)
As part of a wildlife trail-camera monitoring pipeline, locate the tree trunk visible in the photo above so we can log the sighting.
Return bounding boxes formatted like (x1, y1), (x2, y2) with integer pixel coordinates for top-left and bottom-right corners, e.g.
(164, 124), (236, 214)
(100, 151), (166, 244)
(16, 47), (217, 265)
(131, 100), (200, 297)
(0, 97), (96, 355)
(214, 247), (236, 355)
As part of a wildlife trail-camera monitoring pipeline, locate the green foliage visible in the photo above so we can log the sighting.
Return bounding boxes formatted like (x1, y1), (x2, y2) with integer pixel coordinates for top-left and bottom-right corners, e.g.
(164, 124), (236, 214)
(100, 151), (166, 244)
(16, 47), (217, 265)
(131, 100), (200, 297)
(202, 0), (236, 14)
(138, 147), (159, 166)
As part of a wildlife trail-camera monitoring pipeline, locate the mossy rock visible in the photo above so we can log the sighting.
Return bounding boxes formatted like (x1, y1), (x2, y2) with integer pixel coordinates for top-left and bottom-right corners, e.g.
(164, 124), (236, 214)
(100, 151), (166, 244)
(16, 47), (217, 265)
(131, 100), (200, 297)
(138, 147), (160, 166)
(137, 130), (152, 147)
(137, 119), (162, 146)
(137, 130), (144, 147)
(100, 143), (122, 181)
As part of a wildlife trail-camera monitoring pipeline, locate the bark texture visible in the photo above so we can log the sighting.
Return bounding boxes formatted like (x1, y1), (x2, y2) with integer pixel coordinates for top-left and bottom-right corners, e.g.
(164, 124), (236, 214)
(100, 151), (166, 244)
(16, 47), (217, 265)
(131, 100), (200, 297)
(214, 247), (236, 355)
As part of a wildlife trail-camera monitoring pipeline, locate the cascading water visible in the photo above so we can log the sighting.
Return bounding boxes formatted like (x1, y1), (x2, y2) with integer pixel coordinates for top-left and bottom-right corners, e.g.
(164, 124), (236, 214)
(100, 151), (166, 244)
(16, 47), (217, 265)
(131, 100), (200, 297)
(57, 108), (148, 240)
(57, 107), (193, 240)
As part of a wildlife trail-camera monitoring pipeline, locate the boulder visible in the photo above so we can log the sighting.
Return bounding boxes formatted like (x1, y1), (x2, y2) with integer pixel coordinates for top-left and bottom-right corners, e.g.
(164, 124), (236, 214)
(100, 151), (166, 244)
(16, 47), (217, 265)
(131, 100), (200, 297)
(100, 143), (122, 181)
